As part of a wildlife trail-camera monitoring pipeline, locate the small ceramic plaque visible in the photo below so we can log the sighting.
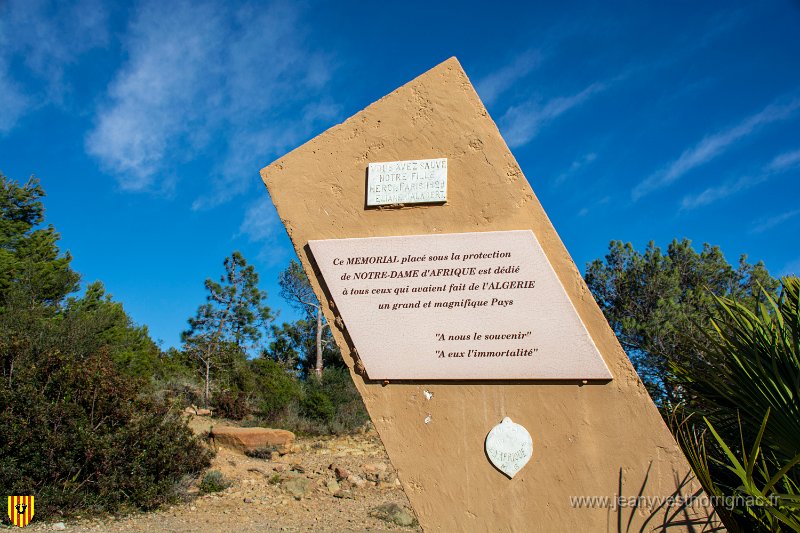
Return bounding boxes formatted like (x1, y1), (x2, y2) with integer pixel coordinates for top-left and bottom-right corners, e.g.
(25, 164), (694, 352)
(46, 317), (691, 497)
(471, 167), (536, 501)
(485, 417), (533, 478)
(367, 158), (447, 206)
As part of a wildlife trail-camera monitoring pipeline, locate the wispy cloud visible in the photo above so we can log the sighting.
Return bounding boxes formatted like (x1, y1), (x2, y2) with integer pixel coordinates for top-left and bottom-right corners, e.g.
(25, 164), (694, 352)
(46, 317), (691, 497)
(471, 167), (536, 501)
(86, 0), (337, 204)
(767, 149), (800, 173)
(749, 209), (800, 234)
(238, 195), (289, 266)
(782, 257), (800, 277)
(554, 152), (597, 186)
(0, 0), (108, 133)
(499, 82), (608, 148)
(680, 147), (800, 210)
(633, 98), (800, 200)
(475, 50), (543, 107)
(680, 174), (768, 210)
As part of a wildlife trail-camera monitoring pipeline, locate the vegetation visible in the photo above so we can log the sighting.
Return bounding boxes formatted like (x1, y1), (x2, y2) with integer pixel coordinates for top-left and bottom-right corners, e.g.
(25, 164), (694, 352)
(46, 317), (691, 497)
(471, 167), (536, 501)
(0, 174), (211, 520)
(587, 239), (798, 531)
(0, 172), (367, 524)
(182, 251), (274, 407)
(198, 471), (230, 494)
(279, 259), (330, 379)
(673, 276), (800, 532)
(585, 238), (778, 409)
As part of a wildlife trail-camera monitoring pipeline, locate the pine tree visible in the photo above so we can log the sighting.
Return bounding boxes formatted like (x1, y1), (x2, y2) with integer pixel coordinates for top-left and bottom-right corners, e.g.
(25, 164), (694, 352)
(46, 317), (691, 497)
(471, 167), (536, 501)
(182, 251), (273, 406)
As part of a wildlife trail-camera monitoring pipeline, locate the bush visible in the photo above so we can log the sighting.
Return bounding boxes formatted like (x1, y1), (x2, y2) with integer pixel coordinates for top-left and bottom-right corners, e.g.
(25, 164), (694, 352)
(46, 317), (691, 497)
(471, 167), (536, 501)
(0, 348), (213, 520)
(210, 389), (251, 420)
(198, 471), (230, 493)
(261, 367), (369, 435)
(250, 358), (302, 419)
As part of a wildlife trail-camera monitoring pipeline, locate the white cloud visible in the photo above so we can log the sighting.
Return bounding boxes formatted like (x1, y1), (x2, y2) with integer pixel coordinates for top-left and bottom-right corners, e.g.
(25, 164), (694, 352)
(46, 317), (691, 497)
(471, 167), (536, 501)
(680, 174), (767, 210)
(749, 209), (800, 234)
(238, 194), (289, 266)
(633, 98), (800, 200)
(499, 82), (608, 148)
(86, 0), (337, 202)
(554, 152), (597, 186)
(680, 147), (800, 210)
(767, 149), (800, 173)
(475, 50), (543, 107)
(0, 0), (108, 133)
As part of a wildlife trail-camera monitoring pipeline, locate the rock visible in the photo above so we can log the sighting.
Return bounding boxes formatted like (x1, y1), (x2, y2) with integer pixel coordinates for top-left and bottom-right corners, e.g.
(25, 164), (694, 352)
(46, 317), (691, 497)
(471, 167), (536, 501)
(211, 427), (295, 453)
(52, 523), (66, 531)
(325, 479), (340, 494)
(333, 489), (354, 499)
(347, 474), (367, 488)
(290, 464), (305, 474)
(272, 464), (286, 472)
(362, 462), (387, 475)
(282, 477), (310, 499)
(243, 498), (253, 504)
(334, 466), (350, 481)
(195, 408), (212, 416)
(371, 503), (416, 527)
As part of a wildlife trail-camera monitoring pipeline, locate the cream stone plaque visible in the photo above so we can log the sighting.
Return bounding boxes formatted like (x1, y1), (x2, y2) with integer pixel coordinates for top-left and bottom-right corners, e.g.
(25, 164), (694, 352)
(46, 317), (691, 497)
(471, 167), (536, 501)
(366, 158), (447, 206)
(485, 417), (533, 479)
(309, 230), (612, 380)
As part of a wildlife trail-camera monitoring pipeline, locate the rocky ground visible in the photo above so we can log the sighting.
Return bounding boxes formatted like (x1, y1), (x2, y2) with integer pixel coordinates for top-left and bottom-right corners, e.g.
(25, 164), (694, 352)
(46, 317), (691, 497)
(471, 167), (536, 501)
(27, 417), (421, 533)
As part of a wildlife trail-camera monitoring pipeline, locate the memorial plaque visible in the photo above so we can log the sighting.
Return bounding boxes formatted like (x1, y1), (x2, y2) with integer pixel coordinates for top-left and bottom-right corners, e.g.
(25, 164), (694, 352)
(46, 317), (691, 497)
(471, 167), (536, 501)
(485, 417), (533, 479)
(309, 230), (612, 380)
(366, 158), (447, 206)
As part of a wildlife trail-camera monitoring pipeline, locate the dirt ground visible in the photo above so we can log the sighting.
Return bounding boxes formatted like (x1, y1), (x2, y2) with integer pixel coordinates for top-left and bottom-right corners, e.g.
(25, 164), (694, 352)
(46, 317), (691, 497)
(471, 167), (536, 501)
(26, 417), (421, 533)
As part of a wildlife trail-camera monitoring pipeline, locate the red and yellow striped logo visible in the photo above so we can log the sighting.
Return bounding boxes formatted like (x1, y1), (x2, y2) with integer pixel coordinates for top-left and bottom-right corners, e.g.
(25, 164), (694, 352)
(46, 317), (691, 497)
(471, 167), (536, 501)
(7, 496), (34, 527)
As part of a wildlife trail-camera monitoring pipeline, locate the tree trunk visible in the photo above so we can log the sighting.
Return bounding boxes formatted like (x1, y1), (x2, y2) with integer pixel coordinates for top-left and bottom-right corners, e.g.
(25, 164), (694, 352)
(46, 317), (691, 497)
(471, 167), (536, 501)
(204, 359), (211, 408)
(315, 306), (323, 379)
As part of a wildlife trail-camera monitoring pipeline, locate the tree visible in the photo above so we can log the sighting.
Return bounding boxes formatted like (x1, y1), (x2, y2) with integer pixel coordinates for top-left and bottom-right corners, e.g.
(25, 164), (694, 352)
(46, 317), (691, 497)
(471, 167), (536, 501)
(0, 174), (79, 384)
(0, 173), (211, 520)
(278, 259), (330, 379)
(585, 239), (778, 409)
(182, 251), (273, 406)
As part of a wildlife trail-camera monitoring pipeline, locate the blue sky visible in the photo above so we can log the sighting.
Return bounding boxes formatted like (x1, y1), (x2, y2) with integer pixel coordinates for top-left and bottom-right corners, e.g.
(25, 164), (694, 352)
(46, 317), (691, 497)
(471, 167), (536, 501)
(1, 0), (798, 349)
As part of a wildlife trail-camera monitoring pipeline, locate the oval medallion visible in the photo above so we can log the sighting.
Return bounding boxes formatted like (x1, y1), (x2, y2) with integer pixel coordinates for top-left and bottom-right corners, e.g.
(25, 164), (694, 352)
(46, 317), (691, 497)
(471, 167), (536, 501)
(485, 417), (533, 478)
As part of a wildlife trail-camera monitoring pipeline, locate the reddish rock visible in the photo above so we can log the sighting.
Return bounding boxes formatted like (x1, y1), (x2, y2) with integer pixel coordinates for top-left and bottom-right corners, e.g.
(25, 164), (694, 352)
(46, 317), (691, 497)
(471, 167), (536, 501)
(334, 466), (351, 481)
(211, 427), (295, 453)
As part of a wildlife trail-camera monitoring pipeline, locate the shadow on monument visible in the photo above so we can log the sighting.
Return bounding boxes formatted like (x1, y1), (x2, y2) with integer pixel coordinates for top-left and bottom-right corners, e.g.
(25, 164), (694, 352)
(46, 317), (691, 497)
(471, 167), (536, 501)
(611, 463), (724, 533)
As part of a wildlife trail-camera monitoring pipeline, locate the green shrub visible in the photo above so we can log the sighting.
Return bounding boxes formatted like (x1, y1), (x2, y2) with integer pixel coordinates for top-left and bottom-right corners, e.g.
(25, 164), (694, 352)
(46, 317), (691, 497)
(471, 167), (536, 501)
(300, 387), (336, 422)
(0, 348), (213, 520)
(250, 358), (302, 419)
(198, 471), (230, 493)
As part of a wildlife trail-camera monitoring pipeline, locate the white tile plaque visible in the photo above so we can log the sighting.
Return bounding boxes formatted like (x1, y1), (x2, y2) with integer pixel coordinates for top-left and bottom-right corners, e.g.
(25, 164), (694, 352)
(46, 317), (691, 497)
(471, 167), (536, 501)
(309, 230), (612, 380)
(366, 158), (447, 206)
(485, 417), (533, 478)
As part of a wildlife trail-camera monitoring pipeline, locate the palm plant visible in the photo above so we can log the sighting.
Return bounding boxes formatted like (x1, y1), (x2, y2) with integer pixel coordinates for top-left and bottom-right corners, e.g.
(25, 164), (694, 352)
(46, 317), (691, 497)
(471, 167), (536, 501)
(673, 276), (800, 532)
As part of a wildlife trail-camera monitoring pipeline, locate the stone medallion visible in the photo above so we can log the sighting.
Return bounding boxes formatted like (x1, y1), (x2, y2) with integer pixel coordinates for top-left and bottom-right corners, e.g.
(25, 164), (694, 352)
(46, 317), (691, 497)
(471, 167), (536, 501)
(485, 417), (533, 478)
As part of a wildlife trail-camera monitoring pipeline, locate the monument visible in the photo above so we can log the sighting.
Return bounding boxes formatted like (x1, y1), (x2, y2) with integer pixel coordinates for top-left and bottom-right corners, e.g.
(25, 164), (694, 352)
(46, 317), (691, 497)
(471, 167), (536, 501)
(260, 58), (718, 530)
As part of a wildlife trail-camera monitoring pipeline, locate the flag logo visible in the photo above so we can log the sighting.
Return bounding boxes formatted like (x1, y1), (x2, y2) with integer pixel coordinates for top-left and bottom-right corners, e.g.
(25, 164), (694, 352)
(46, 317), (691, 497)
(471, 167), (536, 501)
(7, 496), (34, 527)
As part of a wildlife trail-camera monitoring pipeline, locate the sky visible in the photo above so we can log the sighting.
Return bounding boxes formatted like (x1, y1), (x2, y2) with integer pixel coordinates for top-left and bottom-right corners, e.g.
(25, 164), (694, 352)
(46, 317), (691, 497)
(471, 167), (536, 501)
(1, 0), (799, 349)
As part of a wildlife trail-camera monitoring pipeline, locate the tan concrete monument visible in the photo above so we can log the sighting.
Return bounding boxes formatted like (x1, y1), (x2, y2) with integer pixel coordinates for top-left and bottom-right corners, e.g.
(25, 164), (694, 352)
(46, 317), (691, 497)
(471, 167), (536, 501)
(260, 57), (719, 531)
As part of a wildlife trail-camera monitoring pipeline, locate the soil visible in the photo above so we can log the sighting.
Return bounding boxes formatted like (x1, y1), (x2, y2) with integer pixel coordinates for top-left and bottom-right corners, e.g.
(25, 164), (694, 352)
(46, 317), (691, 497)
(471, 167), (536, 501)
(27, 417), (421, 533)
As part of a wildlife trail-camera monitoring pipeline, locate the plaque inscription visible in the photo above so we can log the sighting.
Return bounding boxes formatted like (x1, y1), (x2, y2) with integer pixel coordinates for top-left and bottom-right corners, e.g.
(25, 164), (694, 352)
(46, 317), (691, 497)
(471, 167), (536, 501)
(309, 230), (611, 380)
(366, 158), (447, 206)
